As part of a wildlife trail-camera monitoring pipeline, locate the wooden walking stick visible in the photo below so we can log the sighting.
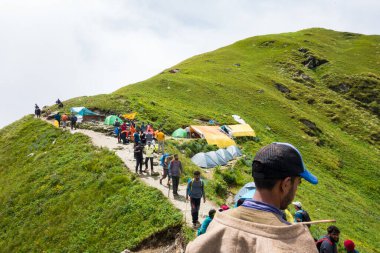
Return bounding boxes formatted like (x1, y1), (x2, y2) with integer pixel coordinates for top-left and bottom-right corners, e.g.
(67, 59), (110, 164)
(299, 219), (336, 225)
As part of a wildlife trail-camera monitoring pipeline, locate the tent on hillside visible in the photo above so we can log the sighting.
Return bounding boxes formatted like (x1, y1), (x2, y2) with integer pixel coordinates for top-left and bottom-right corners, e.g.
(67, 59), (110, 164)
(190, 125), (236, 148)
(104, 115), (123, 125)
(227, 124), (256, 137)
(191, 152), (219, 168)
(227, 145), (243, 158)
(216, 148), (234, 162)
(172, 128), (187, 138)
(234, 182), (256, 203)
(71, 107), (104, 122)
(206, 151), (227, 166)
(123, 112), (137, 120)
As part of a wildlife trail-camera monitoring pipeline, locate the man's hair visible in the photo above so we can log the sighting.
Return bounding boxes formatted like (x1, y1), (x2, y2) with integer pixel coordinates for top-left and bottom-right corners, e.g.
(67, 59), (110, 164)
(209, 209), (216, 217)
(327, 225), (340, 234)
(174, 154), (178, 158)
(194, 171), (201, 176)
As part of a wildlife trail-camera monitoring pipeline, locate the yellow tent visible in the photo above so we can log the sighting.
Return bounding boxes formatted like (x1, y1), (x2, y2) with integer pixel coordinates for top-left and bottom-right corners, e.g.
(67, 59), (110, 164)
(227, 124), (256, 137)
(123, 112), (137, 120)
(190, 125), (236, 148)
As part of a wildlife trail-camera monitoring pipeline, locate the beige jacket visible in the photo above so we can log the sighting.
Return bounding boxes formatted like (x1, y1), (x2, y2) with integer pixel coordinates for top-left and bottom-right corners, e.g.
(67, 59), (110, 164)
(186, 207), (317, 253)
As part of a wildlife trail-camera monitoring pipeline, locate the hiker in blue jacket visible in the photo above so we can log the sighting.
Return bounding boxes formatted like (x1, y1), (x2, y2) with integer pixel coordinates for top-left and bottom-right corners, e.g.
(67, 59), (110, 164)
(197, 209), (216, 236)
(186, 170), (206, 228)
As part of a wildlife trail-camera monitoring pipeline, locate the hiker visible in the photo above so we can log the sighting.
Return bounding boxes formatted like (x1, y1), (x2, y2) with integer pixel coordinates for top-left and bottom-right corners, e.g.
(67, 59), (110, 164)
(45, 108), (51, 117)
(133, 130), (140, 144)
(56, 98), (63, 108)
(134, 142), (144, 174)
(114, 119), (121, 140)
(284, 208), (294, 223)
(140, 122), (146, 132)
(317, 225), (340, 253)
(156, 129), (165, 153)
(185, 142), (319, 253)
(186, 170), (206, 228)
(70, 114), (77, 130)
(34, 104), (41, 118)
(54, 112), (61, 127)
(160, 155), (172, 185)
(61, 113), (68, 128)
(144, 141), (155, 174)
(293, 201), (311, 226)
(146, 130), (153, 144)
(168, 154), (183, 196)
(140, 131), (146, 145)
(344, 240), (359, 253)
(197, 209), (216, 236)
(120, 121), (128, 144)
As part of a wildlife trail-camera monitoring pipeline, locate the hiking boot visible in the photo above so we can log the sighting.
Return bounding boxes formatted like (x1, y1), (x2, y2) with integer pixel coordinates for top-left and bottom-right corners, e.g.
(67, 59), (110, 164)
(192, 223), (197, 229)
(159, 179), (162, 185)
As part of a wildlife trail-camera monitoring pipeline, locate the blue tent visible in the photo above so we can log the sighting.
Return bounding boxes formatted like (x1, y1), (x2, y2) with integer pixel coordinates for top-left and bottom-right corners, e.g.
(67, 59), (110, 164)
(216, 148), (234, 162)
(191, 152), (219, 168)
(206, 151), (227, 166)
(70, 107), (98, 116)
(227, 145), (243, 158)
(234, 182), (256, 203)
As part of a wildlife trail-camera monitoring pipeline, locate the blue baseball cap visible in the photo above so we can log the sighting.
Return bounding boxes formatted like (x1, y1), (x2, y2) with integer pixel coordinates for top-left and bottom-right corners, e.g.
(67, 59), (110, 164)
(252, 142), (318, 184)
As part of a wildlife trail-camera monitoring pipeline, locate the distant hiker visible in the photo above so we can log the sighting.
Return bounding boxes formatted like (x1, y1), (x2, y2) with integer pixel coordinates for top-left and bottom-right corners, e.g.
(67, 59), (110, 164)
(293, 201), (311, 227)
(140, 122), (146, 132)
(134, 142), (144, 174)
(34, 104), (41, 118)
(168, 154), (183, 196)
(133, 131), (140, 144)
(56, 98), (63, 108)
(70, 114), (77, 130)
(185, 126), (190, 138)
(144, 141), (155, 174)
(45, 108), (51, 117)
(140, 131), (146, 145)
(160, 155), (172, 185)
(185, 142), (319, 253)
(121, 121), (128, 144)
(61, 113), (68, 128)
(146, 131), (153, 144)
(54, 112), (61, 127)
(344, 240), (359, 253)
(317, 225), (340, 253)
(186, 170), (206, 228)
(113, 119), (121, 143)
(197, 209), (216, 236)
(156, 129), (165, 153)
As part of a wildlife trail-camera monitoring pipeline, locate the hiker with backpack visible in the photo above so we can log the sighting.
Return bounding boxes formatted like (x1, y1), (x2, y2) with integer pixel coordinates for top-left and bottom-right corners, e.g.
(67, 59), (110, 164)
(197, 209), (216, 236)
(70, 114), (77, 130)
(54, 112), (61, 127)
(344, 239), (359, 253)
(134, 142), (144, 174)
(293, 201), (311, 226)
(34, 104), (41, 118)
(61, 113), (68, 129)
(156, 129), (165, 154)
(185, 142), (319, 253)
(168, 154), (183, 196)
(317, 225), (340, 253)
(160, 155), (172, 185)
(186, 170), (206, 228)
(144, 141), (155, 174)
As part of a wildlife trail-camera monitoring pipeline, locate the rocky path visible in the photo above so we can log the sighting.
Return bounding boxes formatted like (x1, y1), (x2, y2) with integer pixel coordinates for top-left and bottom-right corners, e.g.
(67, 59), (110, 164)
(45, 119), (218, 227)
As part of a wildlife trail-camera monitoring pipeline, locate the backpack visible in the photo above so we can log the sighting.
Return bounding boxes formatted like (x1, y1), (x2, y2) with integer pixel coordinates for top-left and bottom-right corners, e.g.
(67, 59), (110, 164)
(188, 179), (204, 196)
(316, 237), (333, 251)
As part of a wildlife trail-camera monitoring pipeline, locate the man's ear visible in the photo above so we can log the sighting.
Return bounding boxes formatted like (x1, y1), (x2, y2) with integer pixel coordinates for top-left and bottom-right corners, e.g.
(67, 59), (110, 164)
(280, 177), (293, 193)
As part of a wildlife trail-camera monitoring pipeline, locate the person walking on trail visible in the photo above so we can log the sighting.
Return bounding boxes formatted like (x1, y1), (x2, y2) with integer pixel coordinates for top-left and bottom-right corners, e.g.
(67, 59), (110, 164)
(34, 104), (41, 118)
(144, 141), (155, 174)
(113, 119), (121, 142)
(197, 209), (216, 236)
(133, 131), (140, 144)
(146, 131), (153, 144)
(134, 142), (144, 174)
(344, 240), (359, 253)
(186, 171), (206, 228)
(168, 154), (183, 196)
(70, 114), (77, 130)
(120, 121), (128, 144)
(140, 131), (146, 145)
(317, 226), (340, 253)
(54, 112), (61, 127)
(61, 113), (68, 129)
(292, 201), (311, 226)
(186, 142), (319, 253)
(160, 155), (172, 185)
(156, 129), (165, 153)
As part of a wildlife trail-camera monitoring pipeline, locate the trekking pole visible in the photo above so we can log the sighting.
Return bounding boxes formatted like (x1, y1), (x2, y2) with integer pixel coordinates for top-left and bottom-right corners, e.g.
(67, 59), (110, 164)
(300, 219), (336, 225)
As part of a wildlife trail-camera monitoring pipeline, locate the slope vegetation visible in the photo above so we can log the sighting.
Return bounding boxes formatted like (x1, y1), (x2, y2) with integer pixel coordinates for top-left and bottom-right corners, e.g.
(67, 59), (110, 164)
(0, 116), (182, 252)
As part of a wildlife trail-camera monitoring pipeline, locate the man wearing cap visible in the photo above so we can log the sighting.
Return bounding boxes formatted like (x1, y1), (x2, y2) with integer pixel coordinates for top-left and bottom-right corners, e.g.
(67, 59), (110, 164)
(292, 201), (311, 226)
(186, 142), (318, 253)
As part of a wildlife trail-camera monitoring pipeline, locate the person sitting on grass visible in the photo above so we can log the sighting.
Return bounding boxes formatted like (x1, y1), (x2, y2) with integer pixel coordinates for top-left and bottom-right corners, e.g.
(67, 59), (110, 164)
(344, 240), (359, 253)
(197, 209), (216, 236)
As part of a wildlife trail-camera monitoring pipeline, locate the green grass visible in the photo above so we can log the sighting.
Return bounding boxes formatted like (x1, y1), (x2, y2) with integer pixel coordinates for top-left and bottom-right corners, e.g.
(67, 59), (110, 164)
(0, 116), (183, 252)
(5, 28), (380, 252)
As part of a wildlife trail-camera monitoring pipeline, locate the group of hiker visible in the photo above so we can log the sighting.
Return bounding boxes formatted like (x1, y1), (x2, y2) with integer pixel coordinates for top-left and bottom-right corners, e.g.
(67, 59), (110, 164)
(185, 142), (359, 253)
(53, 112), (78, 130)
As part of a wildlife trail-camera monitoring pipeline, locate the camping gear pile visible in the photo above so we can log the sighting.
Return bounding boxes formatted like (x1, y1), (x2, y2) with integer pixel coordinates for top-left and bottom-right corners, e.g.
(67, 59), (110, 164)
(191, 145), (242, 168)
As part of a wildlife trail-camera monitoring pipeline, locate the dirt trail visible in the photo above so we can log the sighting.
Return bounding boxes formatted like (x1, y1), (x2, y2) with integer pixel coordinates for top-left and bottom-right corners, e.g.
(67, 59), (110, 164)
(44, 119), (218, 227)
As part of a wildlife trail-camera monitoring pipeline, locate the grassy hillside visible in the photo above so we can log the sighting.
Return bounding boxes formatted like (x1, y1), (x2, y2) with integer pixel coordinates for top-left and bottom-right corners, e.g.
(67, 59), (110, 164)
(0, 116), (183, 252)
(14, 28), (380, 252)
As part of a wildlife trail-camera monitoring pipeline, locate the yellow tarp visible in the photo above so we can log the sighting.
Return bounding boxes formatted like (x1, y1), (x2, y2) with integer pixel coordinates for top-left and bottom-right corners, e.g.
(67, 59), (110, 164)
(227, 124), (256, 137)
(190, 125), (236, 148)
(123, 112), (137, 120)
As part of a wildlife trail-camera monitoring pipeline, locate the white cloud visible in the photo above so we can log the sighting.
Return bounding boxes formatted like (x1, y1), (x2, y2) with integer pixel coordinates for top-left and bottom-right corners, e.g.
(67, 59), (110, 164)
(0, 0), (379, 127)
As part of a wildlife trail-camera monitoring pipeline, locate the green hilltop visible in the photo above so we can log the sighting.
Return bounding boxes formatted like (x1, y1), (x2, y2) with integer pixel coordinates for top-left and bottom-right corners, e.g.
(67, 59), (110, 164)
(1, 28), (380, 252)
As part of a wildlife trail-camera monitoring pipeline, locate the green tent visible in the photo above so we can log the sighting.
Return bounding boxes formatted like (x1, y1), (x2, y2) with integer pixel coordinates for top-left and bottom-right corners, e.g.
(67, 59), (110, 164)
(104, 115), (123, 125)
(172, 128), (187, 138)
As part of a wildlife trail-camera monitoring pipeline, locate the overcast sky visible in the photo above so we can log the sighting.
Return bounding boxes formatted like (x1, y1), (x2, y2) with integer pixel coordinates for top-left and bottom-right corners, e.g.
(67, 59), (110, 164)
(1, 0), (379, 128)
